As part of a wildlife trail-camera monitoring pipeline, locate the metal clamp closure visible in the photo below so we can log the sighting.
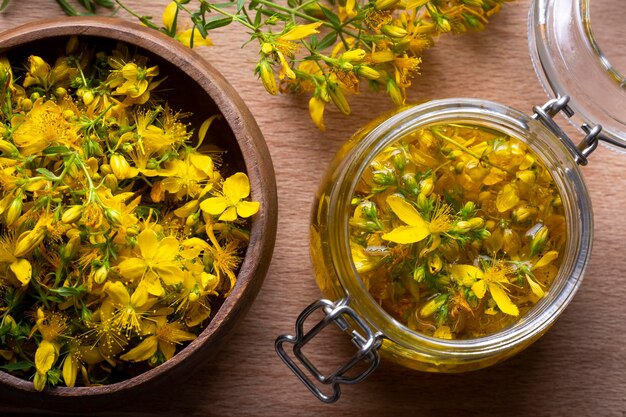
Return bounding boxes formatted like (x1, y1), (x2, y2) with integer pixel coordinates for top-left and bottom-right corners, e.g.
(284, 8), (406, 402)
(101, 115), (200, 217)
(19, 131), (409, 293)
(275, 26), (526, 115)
(531, 95), (617, 166)
(275, 299), (383, 403)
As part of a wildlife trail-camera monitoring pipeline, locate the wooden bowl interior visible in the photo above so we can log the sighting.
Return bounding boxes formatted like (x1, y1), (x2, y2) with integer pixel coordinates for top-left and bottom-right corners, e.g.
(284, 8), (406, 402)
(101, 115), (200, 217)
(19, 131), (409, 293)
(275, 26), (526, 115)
(0, 19), (276, 412)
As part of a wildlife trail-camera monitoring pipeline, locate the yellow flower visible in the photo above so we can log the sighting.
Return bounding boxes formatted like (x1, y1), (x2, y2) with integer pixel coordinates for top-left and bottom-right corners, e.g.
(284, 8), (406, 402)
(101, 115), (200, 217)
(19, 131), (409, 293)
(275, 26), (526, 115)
(162, 1), (213, 48)
(200, 172), (259, 222)
(108, 62), (161, 105)
(116, 228), (184, 295)
(449, 261), (519, 316)
(12, 98), (78, 155)
(278, 22), (323, 42)
(120, 316), (195, 362)
(160, 152), (216, 199)
(382, 195), (452, 248)
(104, 281), (158, 335)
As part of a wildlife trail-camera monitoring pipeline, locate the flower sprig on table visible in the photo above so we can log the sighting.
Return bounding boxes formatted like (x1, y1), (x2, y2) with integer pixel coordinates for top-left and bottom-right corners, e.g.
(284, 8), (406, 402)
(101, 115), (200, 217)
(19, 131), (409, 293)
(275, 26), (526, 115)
(1, 0), (510, 130)
(0, 37), (259, 390)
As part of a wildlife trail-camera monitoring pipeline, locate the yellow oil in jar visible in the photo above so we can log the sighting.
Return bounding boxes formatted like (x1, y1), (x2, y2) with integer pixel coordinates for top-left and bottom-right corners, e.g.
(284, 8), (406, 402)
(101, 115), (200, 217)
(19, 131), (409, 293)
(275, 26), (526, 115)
(346, 122), (566, 340)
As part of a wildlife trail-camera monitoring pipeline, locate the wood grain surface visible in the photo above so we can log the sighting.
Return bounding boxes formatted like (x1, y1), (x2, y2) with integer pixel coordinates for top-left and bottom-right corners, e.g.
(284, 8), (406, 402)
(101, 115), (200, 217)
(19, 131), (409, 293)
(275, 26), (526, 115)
(0, 0), (625, 416)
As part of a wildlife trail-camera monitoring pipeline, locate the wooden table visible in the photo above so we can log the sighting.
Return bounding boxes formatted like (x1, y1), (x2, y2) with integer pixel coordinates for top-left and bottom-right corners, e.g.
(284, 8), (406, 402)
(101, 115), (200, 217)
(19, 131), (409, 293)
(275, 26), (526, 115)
(1, 0), (625, 415)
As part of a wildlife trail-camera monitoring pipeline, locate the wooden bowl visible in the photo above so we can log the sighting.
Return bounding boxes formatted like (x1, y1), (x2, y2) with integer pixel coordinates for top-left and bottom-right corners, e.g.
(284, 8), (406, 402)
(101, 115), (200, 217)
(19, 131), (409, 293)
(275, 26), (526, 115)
(0, 17), (277, 411)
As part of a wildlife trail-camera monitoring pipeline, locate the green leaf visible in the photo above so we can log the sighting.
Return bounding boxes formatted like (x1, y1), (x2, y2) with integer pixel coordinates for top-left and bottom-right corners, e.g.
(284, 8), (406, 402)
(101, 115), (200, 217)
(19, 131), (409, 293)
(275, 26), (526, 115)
(237, 0), (245, 11)
(55, 0), (81, 16)
(204, 16), (233, 31)
(43, 145), (71, 155)
(321, 7), (341, 27)
(254, 10), (262, 26)
(78, 0), (96, 13)
(94, 0), (115, 7)
(0, 0), (11, 12)
(0, 361), (33, 371)
(317, 31), (338, 50)
(51, 286), (87, 298)
(36, 168), (60, 181)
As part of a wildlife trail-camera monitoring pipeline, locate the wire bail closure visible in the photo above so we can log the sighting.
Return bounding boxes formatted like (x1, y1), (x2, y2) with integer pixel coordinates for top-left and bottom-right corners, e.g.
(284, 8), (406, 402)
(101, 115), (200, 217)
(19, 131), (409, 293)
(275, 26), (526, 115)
(531, 95), (623, 165)
(275, 298), (383, 403)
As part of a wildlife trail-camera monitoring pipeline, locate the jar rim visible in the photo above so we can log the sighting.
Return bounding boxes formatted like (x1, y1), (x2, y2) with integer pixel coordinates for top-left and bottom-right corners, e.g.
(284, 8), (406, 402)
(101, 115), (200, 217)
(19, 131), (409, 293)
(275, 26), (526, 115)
(326, 99), (593, 359)
(529, 0), (626, 149)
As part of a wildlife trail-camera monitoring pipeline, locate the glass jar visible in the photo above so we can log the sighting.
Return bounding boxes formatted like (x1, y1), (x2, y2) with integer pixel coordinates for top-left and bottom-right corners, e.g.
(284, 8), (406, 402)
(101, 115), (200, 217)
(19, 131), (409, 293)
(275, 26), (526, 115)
(276, 0), (626, 403)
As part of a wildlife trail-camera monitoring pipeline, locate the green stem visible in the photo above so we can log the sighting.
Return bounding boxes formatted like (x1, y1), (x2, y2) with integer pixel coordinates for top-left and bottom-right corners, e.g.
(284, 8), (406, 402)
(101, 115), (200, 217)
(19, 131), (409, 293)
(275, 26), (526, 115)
(113, 0), (160, 30)
(204, 3), (256, 31)
(431, 128), (512, 174)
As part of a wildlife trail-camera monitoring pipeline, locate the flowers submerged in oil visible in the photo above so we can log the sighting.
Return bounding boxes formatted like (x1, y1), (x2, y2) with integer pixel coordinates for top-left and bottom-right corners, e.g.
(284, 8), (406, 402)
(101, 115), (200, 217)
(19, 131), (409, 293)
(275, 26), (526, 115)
(349, 123), (565, 339)
(0, 37), (259, 390)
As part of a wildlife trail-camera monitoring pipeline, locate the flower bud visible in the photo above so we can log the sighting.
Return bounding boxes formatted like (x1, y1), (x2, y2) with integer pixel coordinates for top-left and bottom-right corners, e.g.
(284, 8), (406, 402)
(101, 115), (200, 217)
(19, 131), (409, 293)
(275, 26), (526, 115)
(104, 174), (119, 191)
(104, 208), (122, 227)
(453, 221), (471, 233)
(467, 217), (485, 230)
(502, 228), (521, 255)
(372, 169), (395, 186)
(66, 36), (79, 54)
(413, 265), (426, 282)
(257, 59), (278, 96)
(530, 225), (548, 256)
(356, 65), (380, 80)
(386, 78), (404, 106)
(328, 84), (351, 116)
(14, 227), (46, 258)
(5, 197), (22, 226)
(419, 177), (434, 197)
(428, 254), (443, 274)
(420, 294), (447, 318)
(110, 154), (132, 180)
(93, 265), (108, 284)
(0, 140), (17, 156)
(261, 42), (274, 55)
(402, 174), (419, 196)
(62, 234), (81, 261)
(62, 205), (84, 224)
(340, 48), (366, 63)
(382, 25), (408, 38)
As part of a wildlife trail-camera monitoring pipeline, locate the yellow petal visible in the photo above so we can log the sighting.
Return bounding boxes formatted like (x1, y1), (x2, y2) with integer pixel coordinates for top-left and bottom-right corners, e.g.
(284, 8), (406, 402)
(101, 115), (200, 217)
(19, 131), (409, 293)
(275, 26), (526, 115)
(176, 28), (213, 48)
(449, 264), (483, 286)
(173, 199), (199, 218)
(200, 196), (229, 216)
(120, 336), (158, 362)
(154, 236), (179, 261)
(382, 225), (429, 244)
(308, 96), (326, 131)
(138, 229), (159, 260)
(218, 206), (238, 222)
(159, 340), (177, 361)
(236, 201), (260, 218)
(472, 280), (487, 299)
(488, 283), (519, 316)
(279, 22), (323, 41)
(162, 1), (177, 31)
(223, 172), (251, 202)
(117, 258), (147, 280)
(386, 195), (428, 228)
(35, 340), (57, 374)
(10, 258), (31, 286)
(526, 274), (545, 298)
(155, 264), (184, 286)
(496, 183), (519, 212)
(130, 285), (149, 307)
(62, 355), (78, 388)
(433, 325), (452, 339)
(104, 281), (130, 306)
(532, 250), (559, 270)
(189, 153), (214, 176)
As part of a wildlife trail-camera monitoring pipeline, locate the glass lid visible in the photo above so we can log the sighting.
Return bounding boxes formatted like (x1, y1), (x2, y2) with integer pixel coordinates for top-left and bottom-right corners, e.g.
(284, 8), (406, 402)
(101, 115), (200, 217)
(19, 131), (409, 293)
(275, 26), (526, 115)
(529, 0), (626, 149)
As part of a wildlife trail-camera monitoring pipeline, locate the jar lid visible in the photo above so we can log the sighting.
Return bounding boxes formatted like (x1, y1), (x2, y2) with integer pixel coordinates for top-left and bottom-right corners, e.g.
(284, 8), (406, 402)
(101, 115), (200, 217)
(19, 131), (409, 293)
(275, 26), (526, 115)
(529, 0), (626, 148)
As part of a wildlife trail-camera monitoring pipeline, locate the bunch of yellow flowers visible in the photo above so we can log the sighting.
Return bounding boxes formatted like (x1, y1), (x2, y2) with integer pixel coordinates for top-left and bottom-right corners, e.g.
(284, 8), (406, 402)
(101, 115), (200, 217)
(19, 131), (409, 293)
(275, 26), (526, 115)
(1, 0), (510, 131)
(0, 37), (259, 390)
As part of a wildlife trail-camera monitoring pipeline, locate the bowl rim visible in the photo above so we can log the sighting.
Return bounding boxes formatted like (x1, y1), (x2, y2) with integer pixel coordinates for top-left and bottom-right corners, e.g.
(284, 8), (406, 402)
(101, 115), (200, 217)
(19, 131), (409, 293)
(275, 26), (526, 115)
(0, 16), (278, 400)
